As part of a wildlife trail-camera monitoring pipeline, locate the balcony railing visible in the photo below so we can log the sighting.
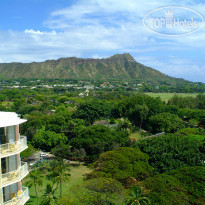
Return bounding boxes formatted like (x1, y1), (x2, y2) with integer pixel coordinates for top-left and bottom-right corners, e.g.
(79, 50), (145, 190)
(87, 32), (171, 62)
(4, 186), (30, 205)
(0, 136), (27, 157)
(2, 162), (29, 187)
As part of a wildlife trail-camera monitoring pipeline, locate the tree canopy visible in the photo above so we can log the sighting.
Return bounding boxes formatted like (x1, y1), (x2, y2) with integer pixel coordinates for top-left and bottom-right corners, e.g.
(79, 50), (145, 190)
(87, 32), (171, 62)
(32, 127), (67, 151)
(135, 134), (205, 174)
(142, 166), (205, 205)
(88, 147), (153, 184)
(69, 125), (130, 161)
(147, 112), (184, 133)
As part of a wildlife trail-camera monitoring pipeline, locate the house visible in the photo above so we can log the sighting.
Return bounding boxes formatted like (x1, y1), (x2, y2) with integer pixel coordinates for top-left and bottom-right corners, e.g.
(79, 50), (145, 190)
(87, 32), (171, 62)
(0, 112), (29, 205)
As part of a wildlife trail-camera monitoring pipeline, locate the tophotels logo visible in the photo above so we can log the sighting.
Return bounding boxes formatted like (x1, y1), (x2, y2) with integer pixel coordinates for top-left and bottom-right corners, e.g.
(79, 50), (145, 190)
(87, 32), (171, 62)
(143, 6), (204, 36)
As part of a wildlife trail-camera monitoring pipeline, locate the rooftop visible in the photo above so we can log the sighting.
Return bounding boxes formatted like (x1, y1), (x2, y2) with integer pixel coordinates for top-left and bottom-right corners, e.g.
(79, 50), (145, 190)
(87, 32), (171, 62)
(0, 112), (27, 128)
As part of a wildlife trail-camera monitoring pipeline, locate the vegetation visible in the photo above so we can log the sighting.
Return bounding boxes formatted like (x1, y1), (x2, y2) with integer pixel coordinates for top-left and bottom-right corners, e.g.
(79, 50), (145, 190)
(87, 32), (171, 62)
(72, 100), (112, 124)
(147, 112), (184, 133)
(32, 127), (67, 151)
(146, 92), (201, 100)
(41, 183), (57, 205)
(27, 169), (44, 205)
(69, 125), (130, 161)
(142, 166), (205, 204)
(21, 143), (37, 159)
(77, 178), (126, 204)
(0, 80), (204, 204)
(0, 54), (198, 86)
(50, 160), (71, 197)
(87, 147), (153, 184)
(24, 164), (91, 204)
(125, 185), (151, 205)
(135, 134), (205, 174)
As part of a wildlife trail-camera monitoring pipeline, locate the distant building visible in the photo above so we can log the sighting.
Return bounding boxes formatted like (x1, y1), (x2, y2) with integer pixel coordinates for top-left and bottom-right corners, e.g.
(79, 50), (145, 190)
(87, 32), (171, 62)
(0, 112), (29, 205)
(79, 89), (90, 97)
(83, 85), (94, 89)
(100, 82), (110, 88)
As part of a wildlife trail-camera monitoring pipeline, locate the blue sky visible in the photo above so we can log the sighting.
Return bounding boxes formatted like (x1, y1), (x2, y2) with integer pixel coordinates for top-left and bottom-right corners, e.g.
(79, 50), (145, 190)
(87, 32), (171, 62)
(0, 0), (205, 82)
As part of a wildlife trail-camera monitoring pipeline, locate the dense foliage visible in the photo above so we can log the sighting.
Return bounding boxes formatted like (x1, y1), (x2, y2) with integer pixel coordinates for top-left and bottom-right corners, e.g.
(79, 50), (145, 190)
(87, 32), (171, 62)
(69, 125), (130, 161)
(135, 134), (205, 174)
(0, 82), (204, 204)
(88, 147), (153, 183)
(143, 166), (205, 204)
(32, 127), (67, 151)
(58, 177), (126, 205)
(147, 112), (184, 133)
(72, 100), (112, 124)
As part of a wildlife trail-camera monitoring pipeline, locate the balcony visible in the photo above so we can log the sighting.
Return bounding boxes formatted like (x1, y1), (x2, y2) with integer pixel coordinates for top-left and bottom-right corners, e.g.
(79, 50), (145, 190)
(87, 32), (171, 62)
(0, 136), (27, 158)
(2, 162), (29, 187)
(4, 186), (30, 205)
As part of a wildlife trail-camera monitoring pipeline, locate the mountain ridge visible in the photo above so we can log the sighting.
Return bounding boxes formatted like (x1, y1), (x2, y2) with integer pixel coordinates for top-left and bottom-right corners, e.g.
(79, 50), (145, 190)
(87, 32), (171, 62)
(0, 53), (189, 83)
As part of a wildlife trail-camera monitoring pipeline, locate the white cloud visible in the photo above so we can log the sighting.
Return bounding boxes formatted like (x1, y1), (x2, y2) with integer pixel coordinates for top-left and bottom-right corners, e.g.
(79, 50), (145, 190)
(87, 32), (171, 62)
(134, 55), (205, 82)
(0, 0), (204, 82)
(24, 29), (44, 35)
(24, 29), (56, 36)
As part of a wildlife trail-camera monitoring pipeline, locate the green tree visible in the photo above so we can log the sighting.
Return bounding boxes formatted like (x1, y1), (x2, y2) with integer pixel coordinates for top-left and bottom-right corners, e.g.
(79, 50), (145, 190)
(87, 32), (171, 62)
(50, 160), (70, 197)
(142, 174), (188, 205)
(13, 98), (27, 110)
(142, 166), (205, 205)
(128, 104), (149, 131)
(72, 148), (86, 163)
(88, 147), (153, 184)
(135, 134), (205, 174)
(51, 144), (71, 160)
(125, 185), (151, 205)
(41, 183), (57, 205)
(168, 94), (197, 108)
(196, 94), (205, 109)
(32, 127), (67, 151)
(66, 178), (126, 205)
(168, 166), (205, 204)
(62, 119), (85, 139)
(20, 143), (37, 160)
(72, 100), (112, 124)
(20, 113), (47, 141)
(57, 96), (69, 103)
(84, 178), (125, 204)
(176, 127), (205, 136)
(69, 125), (130, 161)
(27, 169), (43, 205)
(148, 112), (183, 133)
(46, 111), (71, 133)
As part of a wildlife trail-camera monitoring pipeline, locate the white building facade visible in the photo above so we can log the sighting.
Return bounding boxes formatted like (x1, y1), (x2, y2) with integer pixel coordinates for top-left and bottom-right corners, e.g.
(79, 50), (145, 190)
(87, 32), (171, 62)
(0, 112), (29, 205)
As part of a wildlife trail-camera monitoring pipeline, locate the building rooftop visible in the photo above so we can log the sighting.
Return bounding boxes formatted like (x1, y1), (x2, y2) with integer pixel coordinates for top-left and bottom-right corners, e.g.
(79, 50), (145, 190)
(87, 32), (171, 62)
(0, 111), (27, 128)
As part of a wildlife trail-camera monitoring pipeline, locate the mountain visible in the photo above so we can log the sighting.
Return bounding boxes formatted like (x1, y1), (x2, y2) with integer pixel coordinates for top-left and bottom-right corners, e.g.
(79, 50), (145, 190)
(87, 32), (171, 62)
(0, 53), (187, 82)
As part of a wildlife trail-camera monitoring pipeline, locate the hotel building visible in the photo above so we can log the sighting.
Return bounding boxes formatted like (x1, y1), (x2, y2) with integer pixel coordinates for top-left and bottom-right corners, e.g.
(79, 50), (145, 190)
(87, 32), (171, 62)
(0, 112), (29, 205)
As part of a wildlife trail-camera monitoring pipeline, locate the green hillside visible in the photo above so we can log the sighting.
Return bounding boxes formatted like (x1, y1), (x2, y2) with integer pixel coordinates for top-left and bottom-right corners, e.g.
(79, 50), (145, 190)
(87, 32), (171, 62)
(0, 53), (188, 83)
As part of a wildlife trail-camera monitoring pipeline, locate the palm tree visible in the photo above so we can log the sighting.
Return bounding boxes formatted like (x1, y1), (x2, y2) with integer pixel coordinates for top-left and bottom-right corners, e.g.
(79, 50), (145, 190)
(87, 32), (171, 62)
(51, 160), (70, 197)
(41, 183), (57, 205)
(28, 169), (43, 205)
(125, 185), (151, 205)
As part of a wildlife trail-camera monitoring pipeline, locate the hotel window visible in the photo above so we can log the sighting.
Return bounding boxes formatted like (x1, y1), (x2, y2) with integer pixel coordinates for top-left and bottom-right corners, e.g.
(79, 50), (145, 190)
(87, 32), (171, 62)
(3, 183), (18, 202)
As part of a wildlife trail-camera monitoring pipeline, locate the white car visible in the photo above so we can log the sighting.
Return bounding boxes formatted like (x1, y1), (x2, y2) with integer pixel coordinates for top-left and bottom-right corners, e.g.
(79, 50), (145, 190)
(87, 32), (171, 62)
(40, 153), (48, 157)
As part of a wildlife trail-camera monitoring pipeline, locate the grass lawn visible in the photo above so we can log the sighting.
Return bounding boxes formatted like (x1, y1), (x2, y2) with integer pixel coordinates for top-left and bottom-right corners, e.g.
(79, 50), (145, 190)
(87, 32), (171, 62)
(129, 131), (142, 140)
(145, 93), (201, 101)
(24, 164), (91, 205)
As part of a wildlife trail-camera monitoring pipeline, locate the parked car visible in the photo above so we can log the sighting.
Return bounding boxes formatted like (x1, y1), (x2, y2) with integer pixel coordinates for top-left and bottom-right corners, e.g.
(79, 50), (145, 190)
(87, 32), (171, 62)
(40, 153), (48, 157)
